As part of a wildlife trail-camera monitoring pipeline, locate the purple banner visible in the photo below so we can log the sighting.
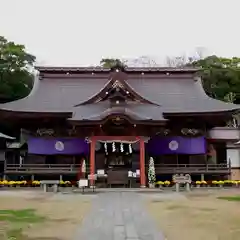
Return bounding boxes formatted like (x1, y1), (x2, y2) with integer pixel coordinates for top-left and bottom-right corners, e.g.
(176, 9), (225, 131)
(147, 136), (206, 155)
(28, 138), (89, 155)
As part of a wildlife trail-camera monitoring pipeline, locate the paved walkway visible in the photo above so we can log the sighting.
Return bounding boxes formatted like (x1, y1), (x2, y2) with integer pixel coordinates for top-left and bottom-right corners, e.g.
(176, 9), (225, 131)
(74, 192), (165, 240)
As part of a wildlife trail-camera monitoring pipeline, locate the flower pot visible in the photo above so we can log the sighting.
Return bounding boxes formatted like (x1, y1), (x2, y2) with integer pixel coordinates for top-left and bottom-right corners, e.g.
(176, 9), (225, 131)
(149, 183), (155, 188)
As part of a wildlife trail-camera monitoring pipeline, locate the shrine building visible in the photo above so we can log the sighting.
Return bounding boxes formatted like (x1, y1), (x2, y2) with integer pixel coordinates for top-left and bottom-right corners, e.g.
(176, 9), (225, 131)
(0, 66), (240, 187)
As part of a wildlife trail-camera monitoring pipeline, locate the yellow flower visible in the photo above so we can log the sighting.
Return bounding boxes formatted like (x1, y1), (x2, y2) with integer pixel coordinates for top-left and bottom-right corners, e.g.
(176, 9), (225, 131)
(164, 181), (170, 185)
(196, 181), (201, 185)
(32, 180), (40, 185)
(1, 180), (8, 185)
(224, 180), (232, 184)
(201, 181), (207, 184)
(212, 180), (218, 184)
(8, 181), (16, 185)
(156, 181), (164, 185)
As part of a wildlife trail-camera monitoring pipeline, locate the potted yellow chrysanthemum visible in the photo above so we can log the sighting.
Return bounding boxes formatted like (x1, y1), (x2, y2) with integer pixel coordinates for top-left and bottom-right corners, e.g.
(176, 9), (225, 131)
(156, 181), (164, 189)
(196, 181), (201, 188)
(164, 180), (171, 187)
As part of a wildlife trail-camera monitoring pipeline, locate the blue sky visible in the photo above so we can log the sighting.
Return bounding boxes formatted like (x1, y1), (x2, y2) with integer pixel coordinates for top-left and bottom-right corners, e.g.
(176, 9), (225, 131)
(1, 0), (239, 66)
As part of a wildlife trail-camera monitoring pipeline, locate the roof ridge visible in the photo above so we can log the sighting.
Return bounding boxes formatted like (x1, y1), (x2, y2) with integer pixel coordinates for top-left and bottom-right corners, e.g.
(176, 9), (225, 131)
(36, 66), (199, 73)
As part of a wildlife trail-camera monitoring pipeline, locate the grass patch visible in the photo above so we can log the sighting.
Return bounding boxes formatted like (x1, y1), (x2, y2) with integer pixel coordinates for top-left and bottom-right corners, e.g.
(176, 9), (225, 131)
(217, 195), (240, 201)
(0, 209), (45, 239)
(6, 228), (24, 239)
(0, 209), (45, 223)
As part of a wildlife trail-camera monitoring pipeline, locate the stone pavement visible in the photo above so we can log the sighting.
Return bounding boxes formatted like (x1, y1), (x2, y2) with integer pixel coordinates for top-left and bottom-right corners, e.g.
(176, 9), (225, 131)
(74, 192), (165, 240)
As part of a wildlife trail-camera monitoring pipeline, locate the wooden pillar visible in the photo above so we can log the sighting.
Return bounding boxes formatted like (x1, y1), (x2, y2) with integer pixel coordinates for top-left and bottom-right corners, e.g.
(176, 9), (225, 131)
(140, 138), (146, 187)
(90, 137), (96, 186)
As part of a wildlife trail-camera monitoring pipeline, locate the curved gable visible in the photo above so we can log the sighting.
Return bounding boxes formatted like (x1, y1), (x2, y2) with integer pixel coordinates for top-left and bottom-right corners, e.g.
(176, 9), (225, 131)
(76, 70), (159, 106)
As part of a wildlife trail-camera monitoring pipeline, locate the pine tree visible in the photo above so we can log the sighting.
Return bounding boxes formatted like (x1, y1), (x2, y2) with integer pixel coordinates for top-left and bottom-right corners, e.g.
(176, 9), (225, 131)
(148, 157), (156, 184)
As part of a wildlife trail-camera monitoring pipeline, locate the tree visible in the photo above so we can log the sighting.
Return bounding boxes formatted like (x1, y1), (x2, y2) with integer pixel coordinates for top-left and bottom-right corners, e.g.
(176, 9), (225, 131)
(100, 56), (160, 68)
(100, 58), (126, 68)
(190, 56), (240, 102)
(0, 36), (35, 102)
(148, 157), (156, 186)
(165, 53), (240, 103)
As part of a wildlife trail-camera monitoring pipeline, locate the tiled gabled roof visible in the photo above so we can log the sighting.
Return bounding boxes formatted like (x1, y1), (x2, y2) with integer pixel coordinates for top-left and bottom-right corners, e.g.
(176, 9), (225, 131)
(126, 77), (240, 114)
(69, 101), (166, 121)
(0, 67), (239, 122)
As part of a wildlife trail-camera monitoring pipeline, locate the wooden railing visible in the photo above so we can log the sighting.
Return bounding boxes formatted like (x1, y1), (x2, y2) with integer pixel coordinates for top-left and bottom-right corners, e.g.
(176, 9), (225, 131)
(5, 163), (230, 174)
(151, 163), (231, 174)
(5, 164), (89, 173)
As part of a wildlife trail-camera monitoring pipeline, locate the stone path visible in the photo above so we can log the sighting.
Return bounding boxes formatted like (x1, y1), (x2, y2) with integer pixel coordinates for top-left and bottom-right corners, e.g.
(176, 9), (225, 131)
(74, 192), (165, 240)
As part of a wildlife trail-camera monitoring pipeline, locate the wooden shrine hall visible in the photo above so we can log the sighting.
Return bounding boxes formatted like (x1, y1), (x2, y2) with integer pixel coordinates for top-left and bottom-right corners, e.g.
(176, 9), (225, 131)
(0, 66), (239, 187)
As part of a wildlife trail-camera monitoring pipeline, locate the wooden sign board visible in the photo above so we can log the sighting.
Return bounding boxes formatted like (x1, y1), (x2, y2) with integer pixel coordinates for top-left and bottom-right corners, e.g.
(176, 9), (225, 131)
(173, 174), (191, 184)
(97, 169), (105, 175)
(78, 179), (88, 188)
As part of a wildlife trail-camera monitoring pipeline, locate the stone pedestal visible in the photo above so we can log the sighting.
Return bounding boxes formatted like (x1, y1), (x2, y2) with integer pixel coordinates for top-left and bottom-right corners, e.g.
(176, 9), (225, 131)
(175, 183), (180, 192)
(43, 184), (47, 192)
(53, 184), (58, 193)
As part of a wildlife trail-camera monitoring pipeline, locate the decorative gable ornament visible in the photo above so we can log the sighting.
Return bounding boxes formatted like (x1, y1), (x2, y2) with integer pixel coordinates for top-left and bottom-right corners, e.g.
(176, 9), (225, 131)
(181, 128), (200, 136)
(36, 128), (54, 136)
(169, 140), (179, 151)
(112, 80), (124, 89)
(55, 141), (64, 151)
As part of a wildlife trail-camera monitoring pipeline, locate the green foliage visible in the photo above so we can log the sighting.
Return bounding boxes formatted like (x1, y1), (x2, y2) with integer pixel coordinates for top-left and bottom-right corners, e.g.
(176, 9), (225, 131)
(217, 195), (240, 201)
(0, 209), (45, 239)
(190, 56), (240, 103)
(0, 36), (35, 101)
(100, 58), (127, 69)
(148, 157), (156, 184)
(0, 209), (45, 222)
